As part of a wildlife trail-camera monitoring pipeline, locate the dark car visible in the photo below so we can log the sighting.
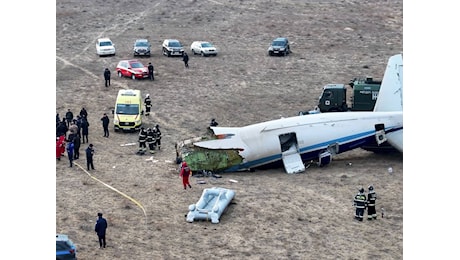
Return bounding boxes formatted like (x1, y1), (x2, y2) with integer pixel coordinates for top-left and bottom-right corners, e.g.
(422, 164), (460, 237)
(56, 234), (77, 260)
(162, 39), (185, 57)
(268, 37), (290, 56)
(133, 39), (151, 57)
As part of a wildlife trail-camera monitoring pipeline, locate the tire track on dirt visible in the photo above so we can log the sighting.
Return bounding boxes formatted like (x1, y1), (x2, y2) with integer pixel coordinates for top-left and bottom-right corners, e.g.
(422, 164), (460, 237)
(56, 56), (129, 89)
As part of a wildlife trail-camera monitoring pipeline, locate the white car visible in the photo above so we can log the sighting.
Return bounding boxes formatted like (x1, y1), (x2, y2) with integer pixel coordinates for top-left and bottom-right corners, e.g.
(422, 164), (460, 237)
(190, 41), (218, 57)
(162, 39), (185, 57)
(96, 38), (116, 56)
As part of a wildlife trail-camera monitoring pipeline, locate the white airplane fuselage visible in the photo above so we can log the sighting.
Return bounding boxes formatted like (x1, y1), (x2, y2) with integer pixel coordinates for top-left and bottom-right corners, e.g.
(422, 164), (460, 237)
(194, 111), (402, 172)
(179, 53), (403, 173)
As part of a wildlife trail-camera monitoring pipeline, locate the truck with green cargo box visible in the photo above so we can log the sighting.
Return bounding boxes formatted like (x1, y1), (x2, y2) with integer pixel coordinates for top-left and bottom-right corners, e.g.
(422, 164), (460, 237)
(299, 77), (397, 153)
(317, 77), (381, 112)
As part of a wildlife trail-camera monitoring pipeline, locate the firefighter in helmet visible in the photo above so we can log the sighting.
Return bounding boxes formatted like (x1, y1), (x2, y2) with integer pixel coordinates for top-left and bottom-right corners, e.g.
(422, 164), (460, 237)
(367, 185), (378, 220)
(353, 187), (367, 221)
(146, 128), (156, 154)
(137, 127), (147, 155)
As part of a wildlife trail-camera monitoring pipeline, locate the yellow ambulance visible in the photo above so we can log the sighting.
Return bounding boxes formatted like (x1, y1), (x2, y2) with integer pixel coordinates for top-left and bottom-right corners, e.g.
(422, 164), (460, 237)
(113, 89), (143, 132)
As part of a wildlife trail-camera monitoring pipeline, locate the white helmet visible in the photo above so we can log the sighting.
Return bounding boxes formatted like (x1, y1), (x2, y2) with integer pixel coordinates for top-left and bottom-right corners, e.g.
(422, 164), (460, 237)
(146, 94), (150, 98)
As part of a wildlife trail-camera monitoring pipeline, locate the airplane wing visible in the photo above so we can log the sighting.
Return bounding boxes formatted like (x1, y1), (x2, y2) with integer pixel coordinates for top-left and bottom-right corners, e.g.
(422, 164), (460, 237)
(210, 126), (239, 136)
(194, 138), (247, 151)
(374, 53), (403, 152)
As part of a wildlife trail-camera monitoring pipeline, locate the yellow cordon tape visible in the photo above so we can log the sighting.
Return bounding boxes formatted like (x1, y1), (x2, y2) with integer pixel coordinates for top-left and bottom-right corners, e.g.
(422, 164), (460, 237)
(74, 162), (147, 219)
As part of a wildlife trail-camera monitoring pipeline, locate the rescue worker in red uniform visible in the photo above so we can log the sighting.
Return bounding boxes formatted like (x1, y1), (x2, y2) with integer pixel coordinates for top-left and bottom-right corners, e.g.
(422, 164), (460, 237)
(353, 187), (367, 221)
(56, 136), (64, 160)
(180, 161), (192, 190)
(56, 135), (66, 160)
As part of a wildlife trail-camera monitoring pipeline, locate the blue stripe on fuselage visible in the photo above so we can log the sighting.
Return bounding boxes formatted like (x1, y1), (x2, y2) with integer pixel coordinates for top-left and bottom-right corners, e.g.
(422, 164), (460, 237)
(224, 126), (402, 172)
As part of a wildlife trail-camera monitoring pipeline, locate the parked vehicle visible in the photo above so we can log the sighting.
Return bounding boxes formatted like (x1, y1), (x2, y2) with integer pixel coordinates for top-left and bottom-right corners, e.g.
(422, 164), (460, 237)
(317, 77), (382, 112)
(267, 37), (290, 56)
(133, 39), (151, 57)
(96, 38), (116, 56)
(162, 39), (185, 57)
(56, 234), (77, 260)
(190, 41), (218, 57)
(113, 89), (143, 132)
(116, 60), (149, 80)
(298, 77), (397, 153)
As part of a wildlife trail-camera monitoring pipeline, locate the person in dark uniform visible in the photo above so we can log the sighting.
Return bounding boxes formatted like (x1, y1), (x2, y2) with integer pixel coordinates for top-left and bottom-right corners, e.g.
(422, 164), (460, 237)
(353, 187), (367, 221)
(367, 185), (378, 220)
(75, 116), (82, 138)
(72, 134), (81, 160)
(210, 118), (218, 127)
(182, 52), (189, 68)
(148, 62), (154, 80)
(65, 109), (74, 128)
(137, 127), (147, 155)
(56, 119), (68, 138)
(80, 115), (89, 143)
(95, 212), (108, 248)
(146, 128), (155, 154)
(144, 94), (152, 116)
(153, 124), (161, 150)
(104, 68), (111, 87)
(86, 144), (95, 170)
(101, 113), (110, 137)
(66, 141), (74, 167)
(56, 113), (61, 127)
(79, 107), (88, 119)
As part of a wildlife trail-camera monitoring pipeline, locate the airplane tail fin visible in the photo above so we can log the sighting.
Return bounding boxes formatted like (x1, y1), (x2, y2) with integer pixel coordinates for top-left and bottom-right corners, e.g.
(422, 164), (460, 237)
(373, 53), (403, 112)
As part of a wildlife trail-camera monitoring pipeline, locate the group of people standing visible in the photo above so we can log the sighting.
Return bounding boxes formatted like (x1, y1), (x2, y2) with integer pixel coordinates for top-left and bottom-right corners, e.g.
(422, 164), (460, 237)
(137, 124), (162, 155)
(353, 185), (378, 221)
(56, 108), (95, 170)
(56, 108), (90, 163)
(56, 108), (90, 140)
(139, 93), (161, 154)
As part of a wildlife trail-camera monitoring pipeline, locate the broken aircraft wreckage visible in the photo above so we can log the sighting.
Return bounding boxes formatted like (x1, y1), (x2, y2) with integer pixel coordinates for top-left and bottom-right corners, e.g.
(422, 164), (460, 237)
(175, 54), (403, 174)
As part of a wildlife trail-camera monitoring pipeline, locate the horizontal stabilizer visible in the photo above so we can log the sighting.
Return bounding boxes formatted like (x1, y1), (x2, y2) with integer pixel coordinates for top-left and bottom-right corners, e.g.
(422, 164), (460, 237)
(386, 130), (403, 152)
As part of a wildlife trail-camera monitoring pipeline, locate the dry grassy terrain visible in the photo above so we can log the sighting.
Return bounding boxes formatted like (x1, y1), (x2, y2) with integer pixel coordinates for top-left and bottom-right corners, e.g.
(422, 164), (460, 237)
(56, 0), (403, 259)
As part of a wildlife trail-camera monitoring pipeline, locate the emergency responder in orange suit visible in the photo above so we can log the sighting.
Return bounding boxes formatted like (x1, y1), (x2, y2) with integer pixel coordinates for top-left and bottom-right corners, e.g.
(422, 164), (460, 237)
(180, 161), (192, 190)
(56, 135), (66, 160)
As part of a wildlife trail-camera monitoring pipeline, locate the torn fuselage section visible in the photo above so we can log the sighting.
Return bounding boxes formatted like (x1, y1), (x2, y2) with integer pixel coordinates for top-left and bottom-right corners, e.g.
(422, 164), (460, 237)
(175, 131), (243, 173)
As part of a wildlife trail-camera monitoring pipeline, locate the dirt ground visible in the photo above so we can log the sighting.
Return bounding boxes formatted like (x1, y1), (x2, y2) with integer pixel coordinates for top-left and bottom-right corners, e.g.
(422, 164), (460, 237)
(55, 0), (403, 259)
